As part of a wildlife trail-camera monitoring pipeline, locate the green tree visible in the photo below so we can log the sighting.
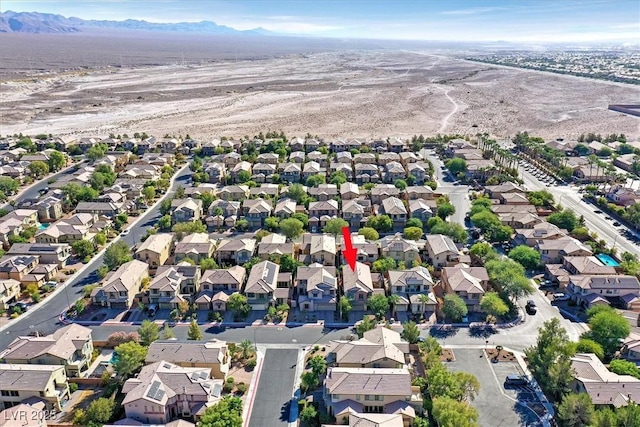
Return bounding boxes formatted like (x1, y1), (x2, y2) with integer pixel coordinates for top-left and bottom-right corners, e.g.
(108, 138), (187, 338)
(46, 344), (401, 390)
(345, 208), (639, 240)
(104, 240), (132, 270)
(114, 341), (147, 379)
(172, 221), (207, 237)
(86, 145), (107, 162)
(160, 324), (175, 340)
(142, 186), (156, 203)
(403, 226), (423, 240)
(469, 242), (498, 263)
(323, 218), (349, 235)
(75, 397), (115, 426)
(548, 209), (580, 232)
(329, 171), (347, 186)
(0, 177), (19, 195)
(401, 320), (420, 344)
(586, 307), (630, 358)
(199, 396), (243, 427)
(264, 216), (280, 232)
(406, 218), (423, 229)
(227, 293), (250, 320)
(94, 232), (107, 246)
(508, 245), (541, 270)
(71, 239), (96, 260)
(239, 339), (255, 360)
(525, 318), (574, 400)
(355, 315), (376, 338)
(337, 296), (352, 321)
(372, 257), (396, 273)
(557, 393), (594, 427)
(430, 221), (468, 243)
(445, 158), (467, 175)
(275, 254), (302, 273)
(432, 397), (479, 427)
(279, 217), (304, 239)
(366, 215), (393, 232)
(292, 212), (309, 228)
(437, 202), (456, 220)
(528, 190), (555, 208)
(48, 150), (66, 171)
(158, 214), (172, 231)
(608, 359), (640, 379)
(236, 170), (251, 183)
(394, 179), (407, 191)
(299, 403), (318, 425)
(301, 371), (320, 392)
(187, 318), (203, 340)
(287, 184), (308, 204)
(27, 160), (49, 178)
(200, 258), (219, 270)
(442, 294), (468, 322)
(358, 227), (379, 240)
(367, 294), (390, 318)
(570, 338), (604, 361)
(137, 319), (160, 346)
(308, 355), (327, 376)
(480, 292), (509, 319)
(306, 174), (326, 187)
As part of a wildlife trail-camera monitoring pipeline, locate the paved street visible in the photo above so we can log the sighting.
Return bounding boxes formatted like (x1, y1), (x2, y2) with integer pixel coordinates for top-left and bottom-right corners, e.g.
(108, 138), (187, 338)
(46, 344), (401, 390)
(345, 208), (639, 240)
(0, 162), (83, 211)
(0, 165), (192, 350)
(248, 349), (299, 427)
(422, 149), (471, 226)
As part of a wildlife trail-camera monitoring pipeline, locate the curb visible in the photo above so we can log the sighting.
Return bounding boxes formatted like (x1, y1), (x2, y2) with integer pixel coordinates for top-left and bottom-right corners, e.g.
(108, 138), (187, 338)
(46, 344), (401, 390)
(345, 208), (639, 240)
(243, 350), (265, 427)
(0, 163), (190, 336)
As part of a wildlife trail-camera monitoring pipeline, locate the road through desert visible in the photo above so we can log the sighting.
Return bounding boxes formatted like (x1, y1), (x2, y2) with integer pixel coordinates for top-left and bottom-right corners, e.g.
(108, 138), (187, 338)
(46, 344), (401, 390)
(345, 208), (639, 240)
(1, 50), (638, 139)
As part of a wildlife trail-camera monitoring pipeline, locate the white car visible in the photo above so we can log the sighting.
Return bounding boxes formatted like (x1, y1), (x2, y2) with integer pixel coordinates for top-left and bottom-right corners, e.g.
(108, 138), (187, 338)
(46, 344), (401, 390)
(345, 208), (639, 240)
(553, 293), (570, 301)
(120, 229), (130, 236)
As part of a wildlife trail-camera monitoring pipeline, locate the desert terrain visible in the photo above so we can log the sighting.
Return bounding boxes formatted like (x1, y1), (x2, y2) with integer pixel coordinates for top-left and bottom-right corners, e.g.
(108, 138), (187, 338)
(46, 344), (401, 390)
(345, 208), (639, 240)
(1, 48), (639, 140)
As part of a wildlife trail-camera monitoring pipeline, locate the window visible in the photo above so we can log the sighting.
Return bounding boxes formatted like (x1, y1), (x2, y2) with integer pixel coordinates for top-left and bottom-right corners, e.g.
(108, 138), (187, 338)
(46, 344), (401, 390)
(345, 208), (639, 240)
(1, 390), (19, 397)
(364, 395), (372, 401)
(247, 293), (255, 298)
(332, 394), (340, 400)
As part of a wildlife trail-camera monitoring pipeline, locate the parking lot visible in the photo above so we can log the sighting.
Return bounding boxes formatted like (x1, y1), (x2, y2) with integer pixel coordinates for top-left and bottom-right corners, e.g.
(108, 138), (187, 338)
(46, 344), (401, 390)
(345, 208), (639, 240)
(446, 348), (541, 427)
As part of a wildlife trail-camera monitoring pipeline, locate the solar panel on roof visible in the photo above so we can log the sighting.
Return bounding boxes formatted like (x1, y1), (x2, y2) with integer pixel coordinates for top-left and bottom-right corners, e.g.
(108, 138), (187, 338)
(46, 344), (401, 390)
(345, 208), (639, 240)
(155, 389), (165, 401)
(146, 380), (160, 399)
(212, 383), (222, 398)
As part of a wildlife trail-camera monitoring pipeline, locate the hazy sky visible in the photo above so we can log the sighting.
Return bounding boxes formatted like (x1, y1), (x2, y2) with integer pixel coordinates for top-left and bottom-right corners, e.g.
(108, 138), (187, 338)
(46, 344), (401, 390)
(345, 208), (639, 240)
(2, 0), (639, 42)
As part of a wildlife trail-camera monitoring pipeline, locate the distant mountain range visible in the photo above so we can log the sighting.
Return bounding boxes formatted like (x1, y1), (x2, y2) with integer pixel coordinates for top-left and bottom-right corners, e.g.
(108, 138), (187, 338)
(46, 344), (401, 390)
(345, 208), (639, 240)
(0, 11), (272, 35)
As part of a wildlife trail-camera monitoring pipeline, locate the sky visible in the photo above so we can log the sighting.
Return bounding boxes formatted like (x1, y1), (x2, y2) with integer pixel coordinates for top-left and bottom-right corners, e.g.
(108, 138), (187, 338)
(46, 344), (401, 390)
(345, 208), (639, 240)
(2, 0), (639, 43)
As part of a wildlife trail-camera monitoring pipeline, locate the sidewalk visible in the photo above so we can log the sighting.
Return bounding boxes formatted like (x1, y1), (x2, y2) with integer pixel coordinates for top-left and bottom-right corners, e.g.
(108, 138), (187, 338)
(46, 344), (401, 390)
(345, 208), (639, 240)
(0, 163), (189, 335)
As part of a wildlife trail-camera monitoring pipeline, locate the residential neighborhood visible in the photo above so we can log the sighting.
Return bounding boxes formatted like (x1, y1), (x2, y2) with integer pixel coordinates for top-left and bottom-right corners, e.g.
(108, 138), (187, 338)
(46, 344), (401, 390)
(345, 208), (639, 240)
(0, 132), (640, 427)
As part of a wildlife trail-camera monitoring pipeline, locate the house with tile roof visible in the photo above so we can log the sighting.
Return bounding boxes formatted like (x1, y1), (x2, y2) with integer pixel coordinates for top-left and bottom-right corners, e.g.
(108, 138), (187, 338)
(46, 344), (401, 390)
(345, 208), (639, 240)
(388, 267), (436, 317)
(441, 265), (490, 312)
(342, 262), (381, 310)
(174, 233), (214, 264)
(323, 367), (421, 424)
(244, 261), (279, 310)
(567, 275), (640, 308)
(135, 233), (174, 271)
(122, 361), (223, 424)
(299, 234), (337, 266)
(0, 364), (69, 411)
(378, 234), (422, 265)
(296, 264), (337, 312)
(328, 327), (409, 369)
(145, 340), (230, 379)
(0, 324), (93, 378)
(424, 234), (460, 269)
(91, 260), (149, 309)
(215, 238), (256, 266)
(570, 353), (640, 407)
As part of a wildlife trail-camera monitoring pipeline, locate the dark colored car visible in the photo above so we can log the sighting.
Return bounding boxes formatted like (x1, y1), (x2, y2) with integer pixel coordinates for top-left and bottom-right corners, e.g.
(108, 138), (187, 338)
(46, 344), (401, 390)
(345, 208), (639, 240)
(505, 375), (529, 386)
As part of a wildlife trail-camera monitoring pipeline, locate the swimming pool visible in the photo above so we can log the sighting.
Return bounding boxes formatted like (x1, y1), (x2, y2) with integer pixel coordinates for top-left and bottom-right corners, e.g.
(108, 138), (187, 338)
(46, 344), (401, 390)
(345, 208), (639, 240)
(37, 223), (49, 230)
(596, 254), (620, 267)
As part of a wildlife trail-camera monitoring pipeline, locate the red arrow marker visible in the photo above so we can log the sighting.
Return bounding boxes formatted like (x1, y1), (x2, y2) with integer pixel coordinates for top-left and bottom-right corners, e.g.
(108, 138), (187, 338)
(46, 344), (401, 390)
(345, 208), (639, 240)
(342, 226), (357, 271)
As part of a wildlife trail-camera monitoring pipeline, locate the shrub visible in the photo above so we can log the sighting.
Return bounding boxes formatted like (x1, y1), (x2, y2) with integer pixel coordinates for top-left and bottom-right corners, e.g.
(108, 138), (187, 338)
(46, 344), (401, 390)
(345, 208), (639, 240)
(236, 382), (247, 394)
(69, 382), (79, 393)
(245, 358), (257, 370)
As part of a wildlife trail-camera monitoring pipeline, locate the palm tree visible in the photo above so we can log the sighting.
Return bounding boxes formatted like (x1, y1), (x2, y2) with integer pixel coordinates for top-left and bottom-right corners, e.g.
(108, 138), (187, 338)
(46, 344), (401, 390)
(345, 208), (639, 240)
(388, 294), (400, 318)
(418, 294), (433, 315)
(239, 339), (254, 360)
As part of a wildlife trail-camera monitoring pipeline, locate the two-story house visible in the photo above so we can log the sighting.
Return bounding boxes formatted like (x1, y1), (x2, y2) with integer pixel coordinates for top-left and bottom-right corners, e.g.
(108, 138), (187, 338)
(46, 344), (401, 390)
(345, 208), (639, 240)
(379, 197), (407, 230)
(388, 266), (436, 319)
(567, 275), (640, 308)
(135, 233), (174, 271)
(196, 266), (246, 311)
(299, 234), (337, 266)
(296, 264), (338, 312)
(384, 162), (406, 183)
(379, 234), (423, 265)
(441, 266), (490, 313)
(218, 185), (250, 201)
(424, 234), (460, 269)
(171, 199), (204, 223)
(308, 184), (338, 202)
(174, 233), (214, 264)
(343, 262), (379, 310)
(122, 361), (223, 424)
(342, 199), (370, 229)
(0, 324), (93, 378)
(145, 340), (230, 379)
(280, 163), (302, 183)
(6, 243), (71, 267)
(408, 199), (433, 223)
(91, 260), (149, 309)
(241, 199), (272, 229)
(308, 200), (339, 232)
(215, 238), (256, 266)
(0, 365), (70, 411)
(370, 184), (400, 205)
(244, 261), (279, 310)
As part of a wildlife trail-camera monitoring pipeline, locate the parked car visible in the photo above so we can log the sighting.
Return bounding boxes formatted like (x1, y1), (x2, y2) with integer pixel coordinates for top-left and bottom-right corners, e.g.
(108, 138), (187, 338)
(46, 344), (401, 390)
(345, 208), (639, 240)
(10, 302), (28, 313)
(553, 293), (570, 301)
(613, 221), (621, 227)
(120, 229), (130, 236)
(526, 300), (537, 315)
(505, 375), (529, 386)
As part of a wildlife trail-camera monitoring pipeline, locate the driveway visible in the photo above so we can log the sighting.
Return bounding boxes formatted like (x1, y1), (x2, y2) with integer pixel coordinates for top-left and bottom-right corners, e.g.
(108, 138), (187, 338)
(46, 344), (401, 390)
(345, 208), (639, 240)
(248, 349), (299, 427)
(446, 348), (539, 427)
